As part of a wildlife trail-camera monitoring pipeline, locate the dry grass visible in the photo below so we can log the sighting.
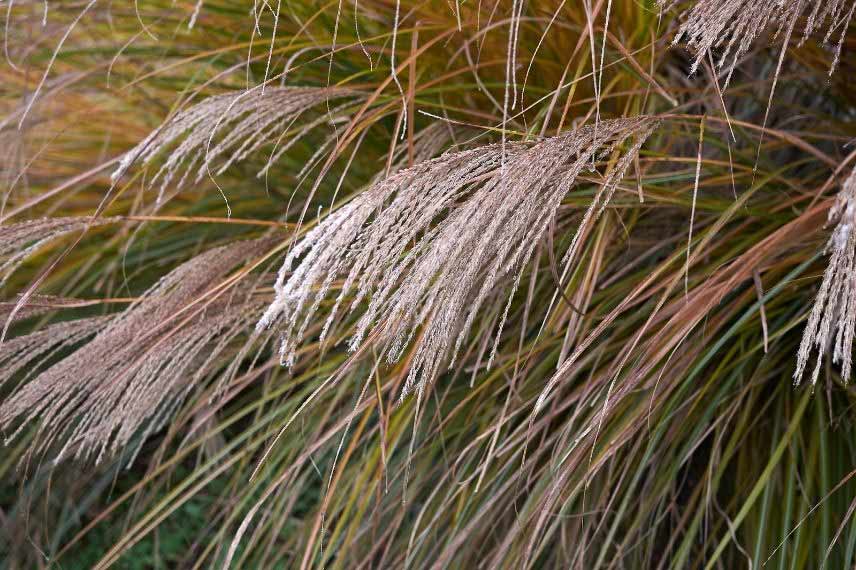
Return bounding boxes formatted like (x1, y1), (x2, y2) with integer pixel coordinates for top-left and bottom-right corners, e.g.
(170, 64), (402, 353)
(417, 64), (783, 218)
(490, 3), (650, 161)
(2, 1), (856, 568)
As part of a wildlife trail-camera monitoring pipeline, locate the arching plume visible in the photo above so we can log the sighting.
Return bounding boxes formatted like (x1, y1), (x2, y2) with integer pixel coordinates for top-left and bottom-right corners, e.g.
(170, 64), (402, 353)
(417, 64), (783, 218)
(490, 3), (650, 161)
(0, 217), (119, 288)
(0, 238), (272, 464)
(258, 117), (660, 401)
(660, 0), (856, 83)
(795, 167), (856, 385)
(110, 86), (365, 199)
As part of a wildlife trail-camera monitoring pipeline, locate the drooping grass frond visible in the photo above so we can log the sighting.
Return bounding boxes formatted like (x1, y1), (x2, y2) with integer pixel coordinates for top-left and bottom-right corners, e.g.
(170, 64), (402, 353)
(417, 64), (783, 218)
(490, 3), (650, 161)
(0, 316), (111, 391)
(258, 117), (659, 400)
(111, 86), (365, 200)
(0, 238), (271, 464)
(660, 0), (856, 82)
(0, 217), (119, 288)
(795, 167), (856, 385)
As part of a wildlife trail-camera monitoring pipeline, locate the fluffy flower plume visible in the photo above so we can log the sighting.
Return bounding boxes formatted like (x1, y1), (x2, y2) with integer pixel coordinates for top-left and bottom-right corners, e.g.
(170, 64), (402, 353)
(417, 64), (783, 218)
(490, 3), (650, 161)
(660, 0), (856, 83)
(0, 217), (118, 288)
(111, 86), (364, 199)
(258, 117), (659, 400)
(795, 167), (856, 385)
(0, 238), (271, 464)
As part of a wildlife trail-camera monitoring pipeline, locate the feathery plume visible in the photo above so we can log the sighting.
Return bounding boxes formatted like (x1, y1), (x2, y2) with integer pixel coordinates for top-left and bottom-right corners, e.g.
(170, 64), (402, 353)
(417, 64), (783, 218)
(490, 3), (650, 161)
(258, 117), (660, 400)
(0, 217), (119, 288)
(110, 87), (365, 200)
(0, 238), (272, 464)
(795, 167), (856, 385)
(660, 0), (856, 83)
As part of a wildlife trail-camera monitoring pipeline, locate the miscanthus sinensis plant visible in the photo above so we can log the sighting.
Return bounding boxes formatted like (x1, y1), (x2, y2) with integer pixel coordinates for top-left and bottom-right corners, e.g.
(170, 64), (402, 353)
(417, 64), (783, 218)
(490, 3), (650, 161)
(3, 1), (856, 568)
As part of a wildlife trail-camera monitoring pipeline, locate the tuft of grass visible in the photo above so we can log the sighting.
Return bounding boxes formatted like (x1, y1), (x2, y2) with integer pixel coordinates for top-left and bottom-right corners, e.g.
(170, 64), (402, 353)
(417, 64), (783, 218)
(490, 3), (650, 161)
(2, 1), (856, 568)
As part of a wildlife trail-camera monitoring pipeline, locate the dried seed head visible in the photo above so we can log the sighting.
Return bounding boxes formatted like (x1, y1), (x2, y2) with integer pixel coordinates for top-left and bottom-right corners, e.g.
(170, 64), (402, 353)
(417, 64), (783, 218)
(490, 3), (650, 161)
(795, 167), (856, 385)
(110, 87), (365, 202)
(258, 117), (660, 401)
(660, 0), (856, 84)
(0, 238), (272, 465)
(0, 217), (119, 289)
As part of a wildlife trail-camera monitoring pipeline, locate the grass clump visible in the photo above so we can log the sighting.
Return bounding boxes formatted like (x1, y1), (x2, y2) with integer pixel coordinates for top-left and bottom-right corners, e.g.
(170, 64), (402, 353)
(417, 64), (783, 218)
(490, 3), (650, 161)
(3, 1), (856, 568)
